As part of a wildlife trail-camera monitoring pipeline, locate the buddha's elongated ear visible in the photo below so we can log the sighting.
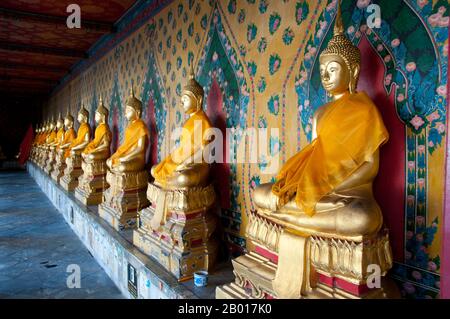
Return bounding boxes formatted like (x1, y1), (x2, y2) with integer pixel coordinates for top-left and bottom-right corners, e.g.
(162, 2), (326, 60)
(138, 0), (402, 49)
(349, 65), (360, 94)
(197, 95), (203, 110)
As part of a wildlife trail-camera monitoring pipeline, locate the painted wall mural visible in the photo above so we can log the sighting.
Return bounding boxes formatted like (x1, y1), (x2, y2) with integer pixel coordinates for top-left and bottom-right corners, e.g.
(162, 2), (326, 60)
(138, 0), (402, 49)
(42, 0), (449, 299)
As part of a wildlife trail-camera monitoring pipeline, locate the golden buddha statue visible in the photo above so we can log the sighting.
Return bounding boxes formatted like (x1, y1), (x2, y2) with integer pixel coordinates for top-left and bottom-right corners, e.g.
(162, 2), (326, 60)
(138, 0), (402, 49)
(217, 2), (397, 299)
(60, 106), (91, 191)
(99, 88), (150, 231)
(30, 126), (41, 163)
(34, 123), (44, 165)
(75, 97), (112, 205)
(41, 120), (56, 170)
(133, 67), (218, 281)
(44, 115), (64, 175)
(51, 113), (76, 183)
(37, 122), (50, 167)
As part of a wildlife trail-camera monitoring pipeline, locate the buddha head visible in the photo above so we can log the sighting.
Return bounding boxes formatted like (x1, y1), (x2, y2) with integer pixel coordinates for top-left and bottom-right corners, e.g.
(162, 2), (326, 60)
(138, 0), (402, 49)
(64, 112), (74, 130)
(95, 96), (109, 124)
(49, 119), (55, 131)
(181, 65), (204, 114)
(319, 0), (360, 97)
(125, 87), (142, 121)
(78, 105), (89, 124)
(56, 113), (64, 130)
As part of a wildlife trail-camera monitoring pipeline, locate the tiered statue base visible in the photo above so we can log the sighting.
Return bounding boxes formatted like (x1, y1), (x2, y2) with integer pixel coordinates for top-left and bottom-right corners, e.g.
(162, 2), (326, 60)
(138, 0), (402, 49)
(98, 170), (149, 231)
(38, 148), (49, 169)
(216, 212), (399, 299)
(133, 183), (218, 281)
(27, 162), (231, 299)
(75, 159), (109, 205)
(50, 151), (66, 184)
(60, 154), (83, 191)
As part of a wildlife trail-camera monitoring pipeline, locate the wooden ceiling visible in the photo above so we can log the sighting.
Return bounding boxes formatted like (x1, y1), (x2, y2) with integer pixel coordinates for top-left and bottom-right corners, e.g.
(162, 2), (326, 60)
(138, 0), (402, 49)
(0, 0), (137, 98)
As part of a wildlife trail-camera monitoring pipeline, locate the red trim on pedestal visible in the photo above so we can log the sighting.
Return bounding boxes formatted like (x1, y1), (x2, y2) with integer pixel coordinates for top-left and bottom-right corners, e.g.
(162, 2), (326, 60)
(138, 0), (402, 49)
(318, 274), (371, 296)
(318, 274), (334, 287)
(254, 245), (278, 264)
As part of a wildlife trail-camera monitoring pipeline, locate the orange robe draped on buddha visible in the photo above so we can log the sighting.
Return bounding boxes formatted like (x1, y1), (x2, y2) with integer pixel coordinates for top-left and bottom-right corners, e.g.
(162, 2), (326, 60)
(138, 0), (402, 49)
(83, 123), (112, 155)
(46, 131), (57, 145)
(39, 132), (48, 145)
(272, 91), (389, 216)
(33, 132), (40, 146)
(152, 109), (212, 185)
(55, 128), (64, 149)
(109, 119), (149, 166)
(62, 128), (76, 158)
(65, 123), (90, 158)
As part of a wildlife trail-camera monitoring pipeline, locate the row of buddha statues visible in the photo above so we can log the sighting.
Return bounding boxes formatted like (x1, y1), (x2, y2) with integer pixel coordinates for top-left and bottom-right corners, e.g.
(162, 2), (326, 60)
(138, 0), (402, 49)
(28, 2), (398, 299)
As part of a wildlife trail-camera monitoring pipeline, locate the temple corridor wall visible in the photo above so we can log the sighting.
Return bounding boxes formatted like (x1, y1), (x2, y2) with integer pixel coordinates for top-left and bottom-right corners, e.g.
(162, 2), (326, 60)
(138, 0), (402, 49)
(42, 0), (449, 298)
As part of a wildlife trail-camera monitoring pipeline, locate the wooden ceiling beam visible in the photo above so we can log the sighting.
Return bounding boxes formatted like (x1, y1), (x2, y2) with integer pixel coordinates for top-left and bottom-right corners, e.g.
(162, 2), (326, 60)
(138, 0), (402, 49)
(0, 7), (115, 33)
(0, 40), (87, 58)
(0, 74), (58, 83)
(0, 62), (68, 73)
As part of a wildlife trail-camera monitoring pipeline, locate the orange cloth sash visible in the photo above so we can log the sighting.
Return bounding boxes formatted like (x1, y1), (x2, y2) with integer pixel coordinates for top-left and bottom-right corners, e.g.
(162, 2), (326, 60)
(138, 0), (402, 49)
(62, 128), (76, 158)
(55, 128), (64, 149)
(83, 123), (112, 154)
(70, 123), (91, 148)
(272, 92), (389, 216)
(46, 131), (57, 144)
(65, 123), (90, 158)
(39, 132), (48, 145)
(152, 110), (212, 185)
(110, 119), (149, 166)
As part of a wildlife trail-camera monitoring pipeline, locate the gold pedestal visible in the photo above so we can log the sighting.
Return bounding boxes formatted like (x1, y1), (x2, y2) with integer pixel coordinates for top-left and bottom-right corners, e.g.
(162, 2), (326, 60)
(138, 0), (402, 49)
(75, 159), (109, 205)
(44, 147), (56, 175)
(60, 154), (83, 191)
(133, 183), (218, 281)
(98, 170), (149, 231)
(50, 151), (66, 183)
(216, 212), (398, 299)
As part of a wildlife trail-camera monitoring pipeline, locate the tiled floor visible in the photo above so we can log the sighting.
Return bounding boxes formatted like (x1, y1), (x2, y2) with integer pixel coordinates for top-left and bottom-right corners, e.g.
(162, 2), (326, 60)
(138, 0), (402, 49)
(0, 170), (124, 299)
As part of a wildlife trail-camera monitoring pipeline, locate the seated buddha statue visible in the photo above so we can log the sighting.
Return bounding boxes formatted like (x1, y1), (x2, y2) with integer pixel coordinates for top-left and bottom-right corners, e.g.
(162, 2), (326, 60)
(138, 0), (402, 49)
(60, 113), (77, 159)
(45, 115), (64, 174)
(99, 88), (150, 231)
(34, 123), (45, 165)
(106, 89), (149, 174)
(150, 67), (213, 191)
(217, 2), (396, 299)
(51, 113), (76, 183)
(133, 68), (218, 281)
(60, 106), (91, 191)
(75, 97), (112, 205)
(37, 122), (50, 167)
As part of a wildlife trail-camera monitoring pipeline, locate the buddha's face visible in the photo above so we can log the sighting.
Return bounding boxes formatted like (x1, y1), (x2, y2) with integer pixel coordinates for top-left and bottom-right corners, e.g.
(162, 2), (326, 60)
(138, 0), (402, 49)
(125, 105), (139, 121)
(64, 118), (73, 129)
(319, 55), (350, 96)
(95, 111), (106, 124)
(181, 92), (197, 114)
(56, 120), (63, 129)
